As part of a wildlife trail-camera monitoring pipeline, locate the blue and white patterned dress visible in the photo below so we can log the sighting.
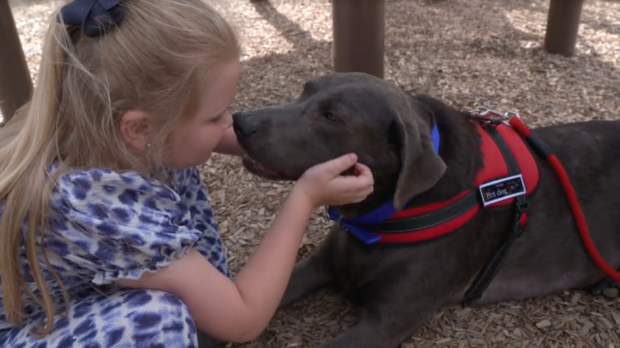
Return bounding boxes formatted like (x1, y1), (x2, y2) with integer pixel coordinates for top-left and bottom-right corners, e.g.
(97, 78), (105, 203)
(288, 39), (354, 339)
(0, 164), (229, 347)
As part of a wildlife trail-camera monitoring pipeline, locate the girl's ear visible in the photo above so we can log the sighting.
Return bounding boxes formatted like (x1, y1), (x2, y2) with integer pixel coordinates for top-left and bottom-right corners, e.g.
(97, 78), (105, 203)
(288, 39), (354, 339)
(120, 110), (151, 151)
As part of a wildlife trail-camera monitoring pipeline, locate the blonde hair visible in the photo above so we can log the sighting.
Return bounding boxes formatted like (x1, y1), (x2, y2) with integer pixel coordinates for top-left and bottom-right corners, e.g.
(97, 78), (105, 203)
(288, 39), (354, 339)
(0, 0), (240, 337)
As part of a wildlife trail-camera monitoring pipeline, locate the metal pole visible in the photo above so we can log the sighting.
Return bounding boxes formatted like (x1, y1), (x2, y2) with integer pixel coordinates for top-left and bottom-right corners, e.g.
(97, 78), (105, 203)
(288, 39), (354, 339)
(332, 0), (385, 79)
(0, 0), (33, 123)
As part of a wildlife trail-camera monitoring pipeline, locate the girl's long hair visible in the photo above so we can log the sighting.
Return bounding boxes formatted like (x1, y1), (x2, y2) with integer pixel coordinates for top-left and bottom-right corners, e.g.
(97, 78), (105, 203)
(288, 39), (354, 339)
(0, 0), (241, 337)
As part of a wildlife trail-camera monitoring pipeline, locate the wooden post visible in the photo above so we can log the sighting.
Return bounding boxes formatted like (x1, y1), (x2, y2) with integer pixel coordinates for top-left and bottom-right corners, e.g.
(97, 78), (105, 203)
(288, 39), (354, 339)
(332, 0), (385, 79)
(0, 0), (32, 123)
(544, 0), (585, 57)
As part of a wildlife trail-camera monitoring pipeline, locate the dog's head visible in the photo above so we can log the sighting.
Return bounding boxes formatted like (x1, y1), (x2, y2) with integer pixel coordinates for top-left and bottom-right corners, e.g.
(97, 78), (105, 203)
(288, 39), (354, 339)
(232, 72), (447, 212)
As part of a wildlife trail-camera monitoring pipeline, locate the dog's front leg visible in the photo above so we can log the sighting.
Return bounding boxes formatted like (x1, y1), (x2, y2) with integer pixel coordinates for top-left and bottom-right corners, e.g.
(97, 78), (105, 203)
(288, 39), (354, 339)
(279, 233), (336, 308)
(312, 277), (448, 348)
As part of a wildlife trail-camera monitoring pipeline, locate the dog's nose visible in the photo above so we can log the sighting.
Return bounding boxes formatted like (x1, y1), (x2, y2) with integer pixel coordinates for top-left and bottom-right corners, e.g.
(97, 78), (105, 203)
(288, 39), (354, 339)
(232, 112), (257, 139)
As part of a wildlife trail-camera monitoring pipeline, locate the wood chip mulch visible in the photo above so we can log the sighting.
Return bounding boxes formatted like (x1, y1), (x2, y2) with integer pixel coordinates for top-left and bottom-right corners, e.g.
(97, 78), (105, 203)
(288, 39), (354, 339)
(9, 0), (619, 347)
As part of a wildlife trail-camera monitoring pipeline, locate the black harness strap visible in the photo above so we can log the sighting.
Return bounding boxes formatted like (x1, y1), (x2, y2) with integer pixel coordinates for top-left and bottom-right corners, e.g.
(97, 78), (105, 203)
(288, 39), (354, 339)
(461, 123), (528, 305)
(344, 191), (479, 234)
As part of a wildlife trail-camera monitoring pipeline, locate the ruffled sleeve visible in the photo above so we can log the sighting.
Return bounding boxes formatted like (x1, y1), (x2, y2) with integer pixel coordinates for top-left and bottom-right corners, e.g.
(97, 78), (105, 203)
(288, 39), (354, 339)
(47, 167), (203, 285)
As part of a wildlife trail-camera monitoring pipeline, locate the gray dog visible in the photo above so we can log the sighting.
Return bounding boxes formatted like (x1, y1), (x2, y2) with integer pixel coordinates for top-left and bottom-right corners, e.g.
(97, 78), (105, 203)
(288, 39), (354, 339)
(231, 72), (620, 348)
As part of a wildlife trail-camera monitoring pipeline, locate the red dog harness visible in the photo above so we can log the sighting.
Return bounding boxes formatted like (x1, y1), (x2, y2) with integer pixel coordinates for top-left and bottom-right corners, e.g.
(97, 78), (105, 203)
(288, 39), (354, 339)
(327, 107), (620, 304)
(327, 112), (537, 244)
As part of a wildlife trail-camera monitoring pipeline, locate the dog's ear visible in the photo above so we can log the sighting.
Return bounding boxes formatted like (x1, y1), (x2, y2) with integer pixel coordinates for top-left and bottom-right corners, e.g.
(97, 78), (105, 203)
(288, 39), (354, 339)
(392, 99), (447, 210)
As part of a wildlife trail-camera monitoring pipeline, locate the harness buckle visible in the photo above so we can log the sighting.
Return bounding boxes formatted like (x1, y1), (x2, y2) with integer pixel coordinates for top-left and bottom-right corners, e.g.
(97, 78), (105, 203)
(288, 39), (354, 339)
(467, 106), (508, 126)
(511, 198), (528, 239)
(474, 106), (503, 118)
(468, 106), (522, 127)
(328, 209), (383, 245)
(503, 110), (521, 120)
(515, 198), (528, 213)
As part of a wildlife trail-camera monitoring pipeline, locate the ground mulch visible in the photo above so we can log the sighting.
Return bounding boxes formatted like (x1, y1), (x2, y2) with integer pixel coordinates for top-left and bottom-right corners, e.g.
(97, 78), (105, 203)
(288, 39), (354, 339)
(8, 0), (620, 347)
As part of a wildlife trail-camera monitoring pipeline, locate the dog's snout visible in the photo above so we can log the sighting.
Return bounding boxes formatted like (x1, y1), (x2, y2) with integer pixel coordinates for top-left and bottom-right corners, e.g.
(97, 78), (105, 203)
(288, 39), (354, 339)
(232, 112), (258, 139)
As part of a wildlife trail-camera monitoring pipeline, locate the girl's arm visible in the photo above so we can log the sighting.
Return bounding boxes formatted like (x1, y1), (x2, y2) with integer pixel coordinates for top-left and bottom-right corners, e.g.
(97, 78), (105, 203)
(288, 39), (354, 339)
(117, 187), (313, 342)
(116, 154), (373, 343)
(214, 127), (245, 157)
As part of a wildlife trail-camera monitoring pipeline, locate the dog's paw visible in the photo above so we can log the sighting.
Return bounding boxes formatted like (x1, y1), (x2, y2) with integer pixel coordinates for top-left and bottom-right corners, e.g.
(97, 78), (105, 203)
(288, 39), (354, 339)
(587, 277), (619, 299)
(603, 287), (619, 298)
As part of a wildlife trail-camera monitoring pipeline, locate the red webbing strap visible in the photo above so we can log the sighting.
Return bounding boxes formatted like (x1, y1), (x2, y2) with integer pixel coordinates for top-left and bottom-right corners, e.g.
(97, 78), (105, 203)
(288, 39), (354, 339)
(509, 117), (620, 282)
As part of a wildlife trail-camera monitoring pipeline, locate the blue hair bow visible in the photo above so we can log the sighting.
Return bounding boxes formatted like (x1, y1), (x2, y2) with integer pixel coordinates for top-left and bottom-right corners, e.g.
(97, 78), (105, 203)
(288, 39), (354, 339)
(57, 0), (124, 38)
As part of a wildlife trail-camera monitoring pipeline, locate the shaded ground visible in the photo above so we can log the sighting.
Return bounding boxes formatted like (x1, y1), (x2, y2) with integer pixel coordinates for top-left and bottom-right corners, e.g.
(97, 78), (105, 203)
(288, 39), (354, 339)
(8, 0), (620, 347)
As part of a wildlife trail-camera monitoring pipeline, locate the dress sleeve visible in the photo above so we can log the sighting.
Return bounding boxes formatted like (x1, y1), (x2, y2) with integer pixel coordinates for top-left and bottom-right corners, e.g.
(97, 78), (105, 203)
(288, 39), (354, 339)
(169, 167), (230, 278)
(47, 167), (203, 285)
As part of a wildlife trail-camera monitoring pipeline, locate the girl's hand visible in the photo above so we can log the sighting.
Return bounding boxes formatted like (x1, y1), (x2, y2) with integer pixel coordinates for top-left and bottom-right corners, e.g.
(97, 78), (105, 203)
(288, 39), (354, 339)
(295, 153), (374, 207)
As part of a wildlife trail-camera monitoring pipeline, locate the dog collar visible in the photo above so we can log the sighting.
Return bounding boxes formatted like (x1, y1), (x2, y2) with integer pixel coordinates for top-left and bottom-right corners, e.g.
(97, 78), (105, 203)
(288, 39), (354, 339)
(430, 122), (440, 154)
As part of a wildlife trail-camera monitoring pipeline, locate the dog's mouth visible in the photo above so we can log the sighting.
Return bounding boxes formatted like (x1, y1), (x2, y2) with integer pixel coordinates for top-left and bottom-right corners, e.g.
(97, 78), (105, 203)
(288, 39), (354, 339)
(242, 155), (301, 181)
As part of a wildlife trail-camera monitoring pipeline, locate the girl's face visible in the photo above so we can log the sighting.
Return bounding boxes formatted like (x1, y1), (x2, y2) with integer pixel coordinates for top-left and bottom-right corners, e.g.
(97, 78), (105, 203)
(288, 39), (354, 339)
(166, 58), (241, 169)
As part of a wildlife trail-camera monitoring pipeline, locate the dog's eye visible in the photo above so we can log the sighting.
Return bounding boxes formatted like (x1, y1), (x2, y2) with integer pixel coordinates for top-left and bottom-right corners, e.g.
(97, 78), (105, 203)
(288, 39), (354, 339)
(322, 111), (339, 122)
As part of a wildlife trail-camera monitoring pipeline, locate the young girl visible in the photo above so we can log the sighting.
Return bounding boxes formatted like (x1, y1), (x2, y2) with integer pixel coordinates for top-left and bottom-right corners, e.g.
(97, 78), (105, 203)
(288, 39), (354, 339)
(0, 0), (374, 347)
